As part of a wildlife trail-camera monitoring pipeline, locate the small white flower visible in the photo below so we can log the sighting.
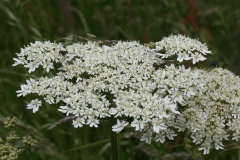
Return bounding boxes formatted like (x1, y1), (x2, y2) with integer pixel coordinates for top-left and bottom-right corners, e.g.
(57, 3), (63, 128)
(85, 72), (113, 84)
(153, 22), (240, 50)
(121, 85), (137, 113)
(73, 117), (85, 128)
(131, 119), (145, 131)
(215, 141), (224, 150)
(86, 117), (99, 127)
(165, 104), (180, 114)
(27, 99), (42, 113)
(191, 52), (206, 64)
(16, 85), (30, 97)
(12, 57), (26, 66)
(177, 51), (191, 62)
(155, 133), (165, 143)
(232, 133), (240, 142)
(42, 59), (54, 72)
(165, 129), (177, 140)
(24, 61), (39, 73)
(198, 142), (211, 155)
(152, 118), (166, 133)
(112, 119), (129, 133)
(58, 105), (72, 116)
(140, 131), (153, 144)
(44, 93), (55, 104)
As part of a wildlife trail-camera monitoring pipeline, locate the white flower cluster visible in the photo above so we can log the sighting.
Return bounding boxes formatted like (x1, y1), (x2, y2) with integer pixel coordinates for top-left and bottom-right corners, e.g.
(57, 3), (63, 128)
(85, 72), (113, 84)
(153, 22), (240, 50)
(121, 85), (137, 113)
(149, 67), (240, 155)
(155, 34), (212, 64)
(13, 35), (240, 155)
(178, 68), (240, 154)
(13, 41), (65, 73)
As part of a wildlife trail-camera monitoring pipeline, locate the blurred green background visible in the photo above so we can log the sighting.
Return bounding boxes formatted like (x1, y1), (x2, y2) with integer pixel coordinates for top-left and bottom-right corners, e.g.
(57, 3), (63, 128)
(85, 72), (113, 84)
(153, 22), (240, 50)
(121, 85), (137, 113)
(0, 0), (240, 159)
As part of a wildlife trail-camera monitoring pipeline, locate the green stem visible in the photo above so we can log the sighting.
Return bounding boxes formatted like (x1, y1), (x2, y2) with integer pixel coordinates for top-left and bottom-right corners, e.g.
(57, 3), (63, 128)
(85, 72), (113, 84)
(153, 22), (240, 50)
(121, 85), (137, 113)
(110, 123), (120, 160)
(239, 148), (240, 160)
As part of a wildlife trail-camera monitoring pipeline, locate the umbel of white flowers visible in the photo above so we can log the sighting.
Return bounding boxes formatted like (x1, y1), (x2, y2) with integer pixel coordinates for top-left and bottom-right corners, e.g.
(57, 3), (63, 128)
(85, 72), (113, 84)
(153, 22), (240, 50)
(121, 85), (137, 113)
(13, 34), (240, 155)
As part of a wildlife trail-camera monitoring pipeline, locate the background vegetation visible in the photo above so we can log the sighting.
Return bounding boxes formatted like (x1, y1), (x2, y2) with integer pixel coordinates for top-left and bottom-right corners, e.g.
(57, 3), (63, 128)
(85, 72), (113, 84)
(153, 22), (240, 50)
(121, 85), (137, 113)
(0, 0), (240, 159)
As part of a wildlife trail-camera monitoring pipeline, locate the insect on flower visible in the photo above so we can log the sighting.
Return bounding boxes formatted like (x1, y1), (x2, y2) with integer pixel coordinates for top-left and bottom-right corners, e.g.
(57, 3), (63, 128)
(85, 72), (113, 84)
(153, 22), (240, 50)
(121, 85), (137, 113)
(59, 51), (68, 56)
(210, 61), (218, 68)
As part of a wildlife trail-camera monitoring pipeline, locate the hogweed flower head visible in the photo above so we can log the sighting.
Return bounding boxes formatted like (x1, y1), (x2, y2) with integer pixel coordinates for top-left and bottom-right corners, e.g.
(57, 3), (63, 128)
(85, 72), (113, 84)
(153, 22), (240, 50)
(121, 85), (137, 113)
(154, 34), (212, 64)
(13, 35), (240, 155)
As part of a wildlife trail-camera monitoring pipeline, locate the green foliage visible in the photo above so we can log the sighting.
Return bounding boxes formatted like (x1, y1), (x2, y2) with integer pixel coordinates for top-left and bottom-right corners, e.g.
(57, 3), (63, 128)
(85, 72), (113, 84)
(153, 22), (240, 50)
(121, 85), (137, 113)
(0, 0), (240, 159)
(183, 137), (202, 160)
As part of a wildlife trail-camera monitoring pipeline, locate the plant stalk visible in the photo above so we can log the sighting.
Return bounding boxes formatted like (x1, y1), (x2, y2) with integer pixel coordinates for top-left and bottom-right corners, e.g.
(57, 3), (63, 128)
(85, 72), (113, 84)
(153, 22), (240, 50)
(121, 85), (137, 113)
(110, 123), (120, 160)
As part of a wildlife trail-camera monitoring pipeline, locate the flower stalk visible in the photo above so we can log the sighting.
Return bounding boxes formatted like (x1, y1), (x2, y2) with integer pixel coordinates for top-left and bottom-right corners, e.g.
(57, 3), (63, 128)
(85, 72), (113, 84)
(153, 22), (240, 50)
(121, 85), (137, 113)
(110, 121), (120, 160)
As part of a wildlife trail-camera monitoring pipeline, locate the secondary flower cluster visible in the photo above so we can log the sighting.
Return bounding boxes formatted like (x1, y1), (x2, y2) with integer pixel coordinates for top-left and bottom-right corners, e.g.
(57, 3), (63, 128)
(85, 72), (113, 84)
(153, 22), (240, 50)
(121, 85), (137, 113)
(140, 67), (240, 155)
(154, 34), (212, 64)
(13, 35), (240, 155)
